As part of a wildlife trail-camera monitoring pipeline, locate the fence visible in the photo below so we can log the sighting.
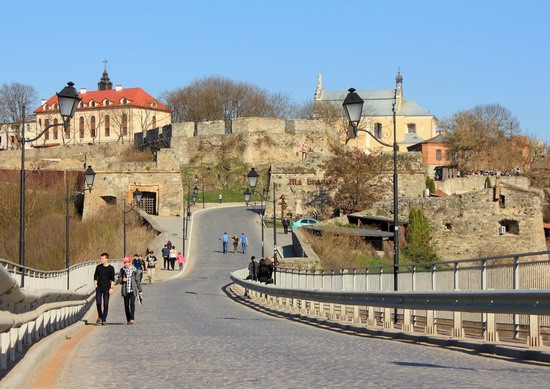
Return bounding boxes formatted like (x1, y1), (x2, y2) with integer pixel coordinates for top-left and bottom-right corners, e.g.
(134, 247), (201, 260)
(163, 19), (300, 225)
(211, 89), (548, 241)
(0, 258), (121, 370)
(232, 250), (550, 349)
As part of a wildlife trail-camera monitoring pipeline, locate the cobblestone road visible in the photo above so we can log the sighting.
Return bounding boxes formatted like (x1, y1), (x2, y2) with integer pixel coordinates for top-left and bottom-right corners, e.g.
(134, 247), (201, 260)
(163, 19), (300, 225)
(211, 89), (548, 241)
(53, 206), (549, 388)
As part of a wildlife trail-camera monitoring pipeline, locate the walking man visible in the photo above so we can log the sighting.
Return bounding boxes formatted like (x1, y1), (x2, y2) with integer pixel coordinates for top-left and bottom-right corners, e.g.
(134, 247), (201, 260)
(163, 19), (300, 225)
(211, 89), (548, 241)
(241, 233), (248, 254)
(94, 252), (115, 325)
(161, 244), (170, 270)
(119, 256), (143, 325)
(282, 218), (290, 234)
(248, 256), (258, 281)
(145, 250), (158, 283)
(219, 193), (223, 204)
(220, 232), (229, 253)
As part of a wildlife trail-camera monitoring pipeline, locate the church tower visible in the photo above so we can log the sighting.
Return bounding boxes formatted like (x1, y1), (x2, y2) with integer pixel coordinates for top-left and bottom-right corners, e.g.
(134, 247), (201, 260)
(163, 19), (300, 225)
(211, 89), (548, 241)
(97, 60), (113, 91)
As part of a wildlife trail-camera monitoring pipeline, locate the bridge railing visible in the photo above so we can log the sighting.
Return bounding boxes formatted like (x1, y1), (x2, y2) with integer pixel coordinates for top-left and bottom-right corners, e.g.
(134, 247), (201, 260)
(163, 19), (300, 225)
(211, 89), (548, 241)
(231, 250), (550, 349)
(0, 258), (121, 370)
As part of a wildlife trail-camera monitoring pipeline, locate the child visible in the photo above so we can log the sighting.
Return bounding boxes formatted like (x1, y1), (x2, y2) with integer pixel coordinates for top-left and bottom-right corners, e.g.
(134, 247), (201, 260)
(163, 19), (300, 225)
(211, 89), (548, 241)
(177, 251), (186, 271)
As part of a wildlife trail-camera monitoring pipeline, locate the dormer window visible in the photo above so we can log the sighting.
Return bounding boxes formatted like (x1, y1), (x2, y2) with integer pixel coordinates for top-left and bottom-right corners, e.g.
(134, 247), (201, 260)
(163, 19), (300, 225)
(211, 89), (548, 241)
(52, 103), (58, 110)
(121, 98), (128, 105)
(103, 99), (111, 106)
(79, 101), (85, 108)
(44, 104), (50, 111)
(151, 101), (158, 108)
(90, 100), (96, 107)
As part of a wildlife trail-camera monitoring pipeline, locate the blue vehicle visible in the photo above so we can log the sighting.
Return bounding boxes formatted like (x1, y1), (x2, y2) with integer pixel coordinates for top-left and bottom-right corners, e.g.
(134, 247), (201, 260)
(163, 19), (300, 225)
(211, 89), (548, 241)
(290, 217), (319, 229)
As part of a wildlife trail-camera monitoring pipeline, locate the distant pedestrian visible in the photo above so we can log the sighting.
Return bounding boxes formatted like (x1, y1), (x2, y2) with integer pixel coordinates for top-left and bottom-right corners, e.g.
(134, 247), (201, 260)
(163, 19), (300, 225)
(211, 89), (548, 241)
(161, 244), (170, 270)
(169, 245), (177, 270)
(231, 234), (239, 253)
(219, 193), (223, 204)
(145, 250), (158, 284)
(220, 232), (229, 253)
(240, 233), (248, 253)
(177, 252), (186, 270)
(119, 256), (143, 325)
(300, 143), (307, 160)
(282, 218), (290, 234)
(248, 256), (258, 281)
(132, 253), (145, 283)
(257, 258), (271, 284)
(94, 252), (115, 325)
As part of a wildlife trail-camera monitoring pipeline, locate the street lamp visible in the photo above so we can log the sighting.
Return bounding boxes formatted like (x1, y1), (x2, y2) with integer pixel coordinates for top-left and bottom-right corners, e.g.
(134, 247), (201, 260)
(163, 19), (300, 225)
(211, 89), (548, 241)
(65, 165), (96, 290)
(343, 72), (402, 300)
(19, 82), (81, 287)
(192, 185), (199, 205)
(244, 168), (277, 276)
(123, 188), (143, 258)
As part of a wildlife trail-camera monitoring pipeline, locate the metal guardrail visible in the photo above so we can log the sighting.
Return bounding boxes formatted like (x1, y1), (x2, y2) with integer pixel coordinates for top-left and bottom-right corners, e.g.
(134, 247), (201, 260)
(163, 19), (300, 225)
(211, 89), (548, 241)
(230, 266), (548, 349)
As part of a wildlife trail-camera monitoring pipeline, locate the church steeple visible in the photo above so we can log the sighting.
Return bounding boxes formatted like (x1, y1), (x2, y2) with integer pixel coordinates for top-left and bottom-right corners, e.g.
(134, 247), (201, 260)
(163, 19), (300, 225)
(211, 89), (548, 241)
(97, 59), (113, 91)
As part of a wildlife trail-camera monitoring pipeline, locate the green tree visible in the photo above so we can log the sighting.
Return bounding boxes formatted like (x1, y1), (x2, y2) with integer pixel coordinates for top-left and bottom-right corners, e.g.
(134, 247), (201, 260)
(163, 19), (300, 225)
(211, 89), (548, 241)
(403, 207), (439, 264)
(425, 177), (436, 194)
(484, 176), (492, 188)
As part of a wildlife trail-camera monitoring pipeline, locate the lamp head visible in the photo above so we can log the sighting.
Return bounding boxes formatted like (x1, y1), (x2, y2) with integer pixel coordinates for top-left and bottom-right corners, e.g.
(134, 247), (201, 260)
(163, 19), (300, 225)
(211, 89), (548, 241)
(84, 165), (96, 191)
(57, 82), (81, 119)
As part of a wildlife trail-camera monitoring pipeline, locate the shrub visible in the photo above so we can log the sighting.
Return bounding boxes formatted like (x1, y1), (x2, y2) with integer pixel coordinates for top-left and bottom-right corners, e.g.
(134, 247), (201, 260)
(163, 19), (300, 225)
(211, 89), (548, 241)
(403, 207), (439, 264)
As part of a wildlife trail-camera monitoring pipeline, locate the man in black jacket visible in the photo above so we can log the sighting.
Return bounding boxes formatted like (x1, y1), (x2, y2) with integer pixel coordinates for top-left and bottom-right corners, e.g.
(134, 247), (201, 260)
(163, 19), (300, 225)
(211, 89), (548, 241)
(93, 253), (115, 325)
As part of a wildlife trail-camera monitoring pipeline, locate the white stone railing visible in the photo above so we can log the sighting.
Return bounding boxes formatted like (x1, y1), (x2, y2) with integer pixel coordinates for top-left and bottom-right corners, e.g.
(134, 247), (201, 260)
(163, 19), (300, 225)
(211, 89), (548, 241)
(231, 250), (550, 351)
(0, 259), (121, 369)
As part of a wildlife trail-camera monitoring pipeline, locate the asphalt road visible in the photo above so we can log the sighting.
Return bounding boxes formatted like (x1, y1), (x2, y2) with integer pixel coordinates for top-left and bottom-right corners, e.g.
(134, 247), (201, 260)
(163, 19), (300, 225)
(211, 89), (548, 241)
(51, 206), (549, 388)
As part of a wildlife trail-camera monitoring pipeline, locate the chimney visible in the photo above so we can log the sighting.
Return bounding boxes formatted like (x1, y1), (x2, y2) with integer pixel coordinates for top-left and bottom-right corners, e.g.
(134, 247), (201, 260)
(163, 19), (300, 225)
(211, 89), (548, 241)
(80, 88), (87, 94)
(41, 99), (46, 105)
(115, 85), (123, 91)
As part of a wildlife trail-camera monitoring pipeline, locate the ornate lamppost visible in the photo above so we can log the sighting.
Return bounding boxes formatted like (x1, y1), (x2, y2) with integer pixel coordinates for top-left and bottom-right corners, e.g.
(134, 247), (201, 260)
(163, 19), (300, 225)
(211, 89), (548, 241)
(65, 165), (96, 290)
(19, 82), (81, 287)
(343, 72), (403, 297)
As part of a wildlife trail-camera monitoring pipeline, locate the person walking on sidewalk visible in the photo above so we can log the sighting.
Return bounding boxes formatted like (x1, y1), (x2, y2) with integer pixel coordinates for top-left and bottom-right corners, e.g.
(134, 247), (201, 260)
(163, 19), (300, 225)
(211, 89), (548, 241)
(240, 233), (248, 253)
(220, 232), (229, 253)
(145, 250), (158, 284)
(94, 252), (115, 325)
(177, 251), (186, 270)
(231, 234), (239, 253)
(161, 244), (170, 270)
(132, 254), (145, 283)
(248, 256), (258, 281)
(169, 245), (177, 270)
(282, 218), (290, 234)
(119, 256), (143, 325)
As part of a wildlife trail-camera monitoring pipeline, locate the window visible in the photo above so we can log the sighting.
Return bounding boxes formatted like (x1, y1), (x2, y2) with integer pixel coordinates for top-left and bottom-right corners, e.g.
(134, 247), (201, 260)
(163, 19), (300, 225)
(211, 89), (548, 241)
(79, 117), (85, 138)
(122, 113), (128, 135)
(90, 101), (96, 107)
(435, 149), (442, 161)
(121, 98), (128, 105)
(374, 123), (382, 139)
(152, 116), (157, 129)
(53, 119), (58, 140)
(52, 103), (58, 110)
(151, 101), (158, 108)
(105, 115), (110, 137)
(44, 119), (50, 140)
(499, 219), (518, 235)
(104, 99), (110, 106)
(79, 101), (85, 108)
(407, 123), (416, 134)
(44, 104), (49, 111)
(90, 116), (96, 138)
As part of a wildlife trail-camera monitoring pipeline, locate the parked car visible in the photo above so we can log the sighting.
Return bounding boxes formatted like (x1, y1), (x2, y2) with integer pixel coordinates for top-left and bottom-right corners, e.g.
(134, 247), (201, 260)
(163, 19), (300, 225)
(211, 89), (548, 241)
(290, 217), (319, 229)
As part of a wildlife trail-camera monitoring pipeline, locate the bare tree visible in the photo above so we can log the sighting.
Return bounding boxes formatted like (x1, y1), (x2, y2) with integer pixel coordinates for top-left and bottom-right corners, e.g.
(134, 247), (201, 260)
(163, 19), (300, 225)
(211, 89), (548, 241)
(110, 108), (131, 143)
(0, 82), (37, 147)
(162, 76), (296, 125)
(440, 103), (525, 172)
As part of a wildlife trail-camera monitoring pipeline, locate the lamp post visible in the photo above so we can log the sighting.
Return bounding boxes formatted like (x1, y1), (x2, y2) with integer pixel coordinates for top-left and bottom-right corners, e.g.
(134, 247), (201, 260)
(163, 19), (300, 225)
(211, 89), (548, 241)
(192, 185), (199, 205)
(19, 82), (81, 287)
(243, 186), (266, 258)
(123, 188), (143, 258)
(245, 167), (277, 281)
(343, 72), (402, 299)
(65, 165), (96, 290)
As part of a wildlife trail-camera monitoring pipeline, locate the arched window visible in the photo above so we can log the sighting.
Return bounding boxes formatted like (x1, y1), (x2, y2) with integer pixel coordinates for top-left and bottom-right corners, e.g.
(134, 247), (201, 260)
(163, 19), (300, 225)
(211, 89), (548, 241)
(90, 116), (96, 138)
(152, 116), (157, 129)
(105, 115), (110, 137)
(53, 119), (58, 140)
(44, 119), (50, 140)
(374, 123), (382, 139)
(122, 113), (128, 135)
(79, 117), (85, 138)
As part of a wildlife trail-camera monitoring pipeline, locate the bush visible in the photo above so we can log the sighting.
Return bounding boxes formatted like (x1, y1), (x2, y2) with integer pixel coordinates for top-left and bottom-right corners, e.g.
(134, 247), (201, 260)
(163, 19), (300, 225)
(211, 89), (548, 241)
(425, 177), (436, 194)
(484, 176), (492, 188)
(403, 207), (439, 264)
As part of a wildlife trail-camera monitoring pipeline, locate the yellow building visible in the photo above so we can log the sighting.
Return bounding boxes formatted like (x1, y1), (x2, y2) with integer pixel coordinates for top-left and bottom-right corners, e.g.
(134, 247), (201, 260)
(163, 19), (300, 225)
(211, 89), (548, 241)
(314, 73), (436, 153)
(33, 66), (171, 147)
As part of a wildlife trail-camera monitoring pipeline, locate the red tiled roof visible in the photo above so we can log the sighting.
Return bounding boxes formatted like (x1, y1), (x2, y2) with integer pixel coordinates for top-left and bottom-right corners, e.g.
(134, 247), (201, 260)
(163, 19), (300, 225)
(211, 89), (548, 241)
(34, 87), (170, 113)
(543, 223), (550, 230)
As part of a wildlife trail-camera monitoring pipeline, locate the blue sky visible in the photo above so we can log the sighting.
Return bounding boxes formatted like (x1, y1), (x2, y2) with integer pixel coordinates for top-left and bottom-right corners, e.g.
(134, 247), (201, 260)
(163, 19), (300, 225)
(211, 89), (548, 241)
(2, 0), (549, 142)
